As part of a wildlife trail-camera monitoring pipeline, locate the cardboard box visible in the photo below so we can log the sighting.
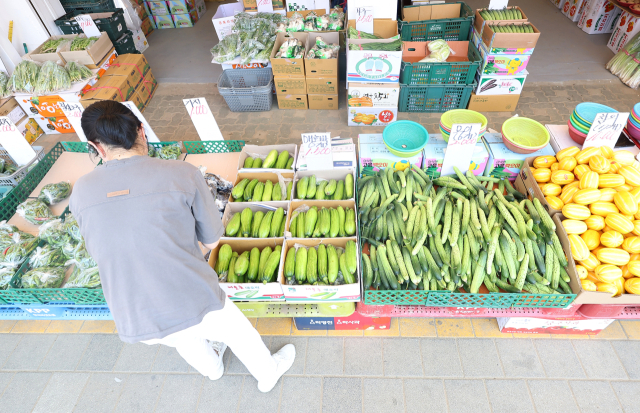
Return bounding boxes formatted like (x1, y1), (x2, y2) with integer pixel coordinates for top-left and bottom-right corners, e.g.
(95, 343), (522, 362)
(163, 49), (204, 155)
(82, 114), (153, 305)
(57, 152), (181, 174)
(172, 13), (194, 28)
(221, 201), (289, 240)
(403, 2), (463, 22)
(422, 134), (490, 179)
(279, 237), (360, 302)
(546, 124), (639, 154)
(80, 75), (139, 107)
(402, 40), (474, 64)
(237, 144), (298, 173)
(242, 0), (284, 12)
(347, 107), (397, 126)
(27, 35), (71, 64)
(33, 115), (75, 134)
(551, 0), (563, 7)
(296, 137), (357, 171)
(346, 39), (402, 83)
(474, 6), (528, 36)
(481, 22), (541, 51)
(154, 14), (175, 28)
(292, 169), (356, 201)
(358, 133), (423, 175)
(305, 32), (340, 77)
(136, 70), (158, 104)
(286, 199), (356, 236)
(478, 49), (532, 76)
(346, 15), (399, 39)
(0, 98), (26, 125)
(141, 17), (155, 36)
(271, 32), (308, 76)
(274, 75), (307, 95)
(562, 0), (588, 21)
(147, 0), (170, 15)
(278, 94), (308, 110)
(476, 71), (528, 96)
(16, 117), (44, 145)
(58, 32), (113, 68)
(13, 77), (93, 117)
(308, 94), (339, 110)
(294, 313), (391, 330)
(467, 93), (520, 112)
(130, 90), (147, 112)
(208, 238), (285, 301)
(136, 4), (149, 20)
(212, 15), (236, 40)
(103, 54), (150, 88)
(229, 171), (293, 208)
(608, 11), (640, 53)
(515, 157), (560, 216)
(167, 0), (195, 14)
(579, 0), (621, 34)
(306, 77), (338, 94)
(347, 83), (400, 108)
(183, 151), (242, 187)
(96, 48), (118, 77)
(482, 133), (555, 180)
(497, 316), (614, 335)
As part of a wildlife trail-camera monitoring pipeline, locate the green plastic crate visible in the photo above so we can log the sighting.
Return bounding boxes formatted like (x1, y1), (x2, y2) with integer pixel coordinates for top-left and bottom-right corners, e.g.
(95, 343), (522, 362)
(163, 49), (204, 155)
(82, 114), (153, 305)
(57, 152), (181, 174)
(400, 42), (481, 85)
(60, 0), (115, 13)
(114, 31), (139, 55)
(426, 291), (576, 309)
(398, 83), (475, 113)
(363, 290), (429, 305)
(400, 2), (474, 41)
(54, 8), (126, 42)
(184, 140), (245, 154)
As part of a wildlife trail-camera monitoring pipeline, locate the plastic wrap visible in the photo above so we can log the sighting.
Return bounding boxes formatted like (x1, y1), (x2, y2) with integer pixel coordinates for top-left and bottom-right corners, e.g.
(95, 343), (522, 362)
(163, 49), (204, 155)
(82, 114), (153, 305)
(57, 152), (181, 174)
(38, 181), (72, 205)
(62, 214), (82, 242)
(61, 238), (80, 259)
(16, 199), (53, 225)
(70, 36), (99, 51)
(153, 143), (182, 160)
(39, 219), (71, 248)
(0, 222), (18, 235)
(201, 169), (233, 218)
(29, 245), (67, 268)
(306, 36), (339, 59)
(211, 33), (241, 63)
(73, 242), (97, 269)
(276, 38), (304, 58)
(34, 61), (71, 94)
(65, 61), (93, 83)
(0, 71), (10, 99)
(21, 266), (65, 289)
(9, 60), (40, 94)
(2, 237), (38, 269)
(65, 265), (100, 288)
(0, 267), (14, 290)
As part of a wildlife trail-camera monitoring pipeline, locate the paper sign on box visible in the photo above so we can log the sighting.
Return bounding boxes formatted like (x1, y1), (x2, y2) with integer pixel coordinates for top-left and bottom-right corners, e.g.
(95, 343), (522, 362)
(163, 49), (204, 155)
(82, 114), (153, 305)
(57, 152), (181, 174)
(346, 39), (402, 83)
(608, 11), (640, 53)
(296, 137), (356, 171)
(422, 134), (489, 179)
(476, 71), (528, 96)
(358, 133), (423, 175)
(347, 82), (399, 107)
(347, 107), (397, 127)
(498, 317), (614, 335)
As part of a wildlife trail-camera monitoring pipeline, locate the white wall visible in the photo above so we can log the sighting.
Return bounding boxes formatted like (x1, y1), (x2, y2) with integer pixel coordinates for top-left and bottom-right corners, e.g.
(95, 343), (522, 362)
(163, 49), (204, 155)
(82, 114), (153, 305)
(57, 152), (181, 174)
(0, 0), (65, 58)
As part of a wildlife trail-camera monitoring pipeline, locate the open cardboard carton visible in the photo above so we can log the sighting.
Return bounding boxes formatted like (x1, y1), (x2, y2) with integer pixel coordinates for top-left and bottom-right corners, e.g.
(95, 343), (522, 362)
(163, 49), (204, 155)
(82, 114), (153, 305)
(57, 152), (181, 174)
(402, 40), (474, 63)
(237, 144), (298, 174)
(221, 203), (289, 240)
(473, 6), (528, 36)
(279, 237), (360, 302)
(555, 214), (640, 305)
(514, 156), (561, 217)
(229, 171), (294, 209)
(481, 21), (540, 51)
(402, 2), (462, 22)
(305, 32), (340, 77)
(59, 32), (113, 68)
(208, 238), (285, 301)
(285, 199), (357, 238)
(270, 32), (308, 76)
(183, 150), (242, 184)
(292, 169), (356, 201)
(8, 152), (96, 235)
(346, 14), (399, 39)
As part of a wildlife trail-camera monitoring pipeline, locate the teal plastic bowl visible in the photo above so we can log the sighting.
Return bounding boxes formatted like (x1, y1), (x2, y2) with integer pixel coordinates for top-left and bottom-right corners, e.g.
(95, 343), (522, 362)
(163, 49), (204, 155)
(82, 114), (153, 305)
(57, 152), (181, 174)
(0, 186), (13, 199)
(382, 121), (429, 157)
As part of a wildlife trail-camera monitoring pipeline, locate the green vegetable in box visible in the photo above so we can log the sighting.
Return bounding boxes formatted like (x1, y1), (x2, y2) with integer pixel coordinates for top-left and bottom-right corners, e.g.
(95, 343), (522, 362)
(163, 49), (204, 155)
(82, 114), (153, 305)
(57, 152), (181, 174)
(16, 199), (53, 225)
(65, 61), (93, 83)
(154, 144), (181, 160)
(306, 37), (339, 59)
(4, 164), (17, 175)
(21, 266), (65, 289)
(2, 237), (39, 269)
(38, 181), (71, 205)
(0, 267), (14, 290)
(29, 245), (68, 269)
(70, 36), (99, 51)
(9, 60), (40, 94)
(34, 61), (71, 95)
(275, 38), (305, 59)
(65, 265), (100, 288)
(40, 38), (66, 54)
(39, 219), (72, 248)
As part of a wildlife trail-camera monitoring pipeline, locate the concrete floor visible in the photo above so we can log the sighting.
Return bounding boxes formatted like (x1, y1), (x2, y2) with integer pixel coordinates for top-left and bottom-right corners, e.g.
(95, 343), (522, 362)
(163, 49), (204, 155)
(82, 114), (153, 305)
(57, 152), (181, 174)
(142, 0), (619, 84)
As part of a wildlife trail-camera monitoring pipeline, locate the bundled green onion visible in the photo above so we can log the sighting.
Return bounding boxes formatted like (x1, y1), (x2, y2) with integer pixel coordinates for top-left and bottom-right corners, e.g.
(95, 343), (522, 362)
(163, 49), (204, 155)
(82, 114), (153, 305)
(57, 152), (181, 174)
(39, 219), (72, 248)
(16, 199), (54, 225)
(70, 36), (99, 51)
(34, 61), (71, 95)
(65, 61), (93, 83)
(2, 237), (38, 269)
(21, 266), (65, 289)
(155, 144), (181, 160)
(62, 214), (82, 242)
(347, 26), (382, 39)
(65, 266), (100, 288)
(38, 181), (72, 205)
(348, 38), (402, 51)
(0, 267), (15, 290)
(9, 60), (40, 94)
(40, 38), (66, 54)
(29, 245), (67, 268)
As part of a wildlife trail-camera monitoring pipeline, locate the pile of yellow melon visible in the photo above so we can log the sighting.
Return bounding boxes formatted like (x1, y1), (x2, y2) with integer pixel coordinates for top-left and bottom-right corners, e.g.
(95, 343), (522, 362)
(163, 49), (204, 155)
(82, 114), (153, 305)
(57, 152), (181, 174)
(531, 146), (640, 296)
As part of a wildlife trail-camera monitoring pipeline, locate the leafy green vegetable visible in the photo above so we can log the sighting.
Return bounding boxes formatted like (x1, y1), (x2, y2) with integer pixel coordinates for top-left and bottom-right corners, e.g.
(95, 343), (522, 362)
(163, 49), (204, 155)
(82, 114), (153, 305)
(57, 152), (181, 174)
(34, 61), (71, 94)
(73, 242), (97, 269)
(21, 266), (65, 288)
(154, 144), (181, 160)
(9, 60), (40, 94)
(40, 38), (66, 54)
(65, 265), (100, 288)
(0, 71), (10, 99)
(29, 244), (67, 268)
(70, 36), (99, 51)
(38, 181), (71, 205)
(39, 219), (72, 248)
(62, 214), (82, 242)
(347, 26), (382, 39)
(65, 61), (93, 83)
(2, 237), (38, 269)
(348, 38), (402, 51)
(16, 200), (53, 225)
(0, 267), (14, 290)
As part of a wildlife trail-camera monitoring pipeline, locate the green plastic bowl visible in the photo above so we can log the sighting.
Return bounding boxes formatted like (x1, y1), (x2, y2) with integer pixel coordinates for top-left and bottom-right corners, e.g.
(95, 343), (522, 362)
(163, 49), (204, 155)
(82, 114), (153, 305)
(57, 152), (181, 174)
(382, 121), (429, 157)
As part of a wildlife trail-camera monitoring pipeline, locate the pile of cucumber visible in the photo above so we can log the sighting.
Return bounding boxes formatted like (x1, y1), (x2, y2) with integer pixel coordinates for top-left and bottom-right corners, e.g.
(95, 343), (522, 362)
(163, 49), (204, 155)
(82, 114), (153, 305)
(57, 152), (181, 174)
(290, 206), (356, 238)
(479, 7), (523, 20)
(243, 150), (294, 169)
(488, 24), (535, 33)
(225, 207), (286, 238)
(296, 173), (354, 200)
(283, 240), (358, 286)
(231, 178), (292, 202)
(358, 166), (572, 295)
(215, 244), (281, 284)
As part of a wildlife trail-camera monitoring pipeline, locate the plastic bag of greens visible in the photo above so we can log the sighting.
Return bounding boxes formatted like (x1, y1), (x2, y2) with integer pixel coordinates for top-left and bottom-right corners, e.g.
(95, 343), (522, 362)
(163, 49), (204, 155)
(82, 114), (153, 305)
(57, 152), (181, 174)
(286, 13), (304, 32)
(327, 15), (343, 31)
(0, 222), (18, 235)
(62, 214), (82, 242)
(39, 219), (72, 248)
(65, 61), (93, 83)
(21, 266), (65, 289)
(315, 14), (330, 31)
(329, 7), (344, 19)
(147, 144), (156, 158)
(0, 71), (10, 99)
(16, 199), (53, 225)
(73, 242), (97, 269)
(2, 237), (39, 269)
(9, 60), (40, 94)
(38, 181), (71, 205)
(34, 61), (71, 94)
(61, 238), (80, 259)
(70, 35), (99, 51)
(29, 245), (67, 268)
(0, 267), (14, 290)
(4, 164), (17, 175)
(156, 143), (182, 160)
(65, 265), (100, 288)
(277, 38), (304, 58)
(211, 33), (240, 63)
(239, 39), (266, 64)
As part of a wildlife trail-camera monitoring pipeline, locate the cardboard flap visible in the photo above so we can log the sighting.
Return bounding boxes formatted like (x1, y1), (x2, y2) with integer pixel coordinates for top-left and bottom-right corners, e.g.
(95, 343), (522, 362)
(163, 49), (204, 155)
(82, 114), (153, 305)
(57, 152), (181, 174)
(402, 41), (471, 63)
(482, 22), (540, 49)
(346, 15), (399, 39)
(402, 3), (461, 22)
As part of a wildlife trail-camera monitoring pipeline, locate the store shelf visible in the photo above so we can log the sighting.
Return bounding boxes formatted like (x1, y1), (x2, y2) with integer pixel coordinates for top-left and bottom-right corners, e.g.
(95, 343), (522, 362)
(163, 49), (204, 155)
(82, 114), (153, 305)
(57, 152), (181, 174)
(356, 302), (583, 318)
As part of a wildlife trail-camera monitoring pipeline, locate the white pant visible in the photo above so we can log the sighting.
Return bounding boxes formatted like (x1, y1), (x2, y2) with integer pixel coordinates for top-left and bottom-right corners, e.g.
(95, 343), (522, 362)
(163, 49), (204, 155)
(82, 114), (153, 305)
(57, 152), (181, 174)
(143, 296), (276, 382)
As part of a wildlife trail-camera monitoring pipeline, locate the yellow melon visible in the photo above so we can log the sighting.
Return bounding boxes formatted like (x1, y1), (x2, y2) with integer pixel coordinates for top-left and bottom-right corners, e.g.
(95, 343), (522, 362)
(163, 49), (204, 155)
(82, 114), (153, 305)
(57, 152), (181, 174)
(599, 187), (617, 202)
(598, 174), (626, 188)
(601, 230), (624, 248)
(581, 229), (601, 250)
(623, 236), (640, 254)
(572, 188), (601, 205)
(563, 219), (588, 235)
(600, 146), (614, 159)
(551, 163), (560, 172)
(579, 253), (601, 271)
(563, 204), (591, 220)
(613, 150), (635, 165)
(614, 191), (639, 215)
(540, 183), (562, 197)
(595, 264), (623, 283)
(545, 196), (564, 211)
(605, 213), (635, 234)
(532, 168), (551, 183)
(581, 279), (597, 291)
(551, 170), (575, 185)
(619, 165), (640, 186)
(574, 164), (592, 180)
(597, 248), (631, 266)
(596, 282), (618, 296)
(579, 171), (599, 189)
(589, 155), (611, 174)
(559, 156), (578, 172)
(585, 214), (606, 231)
(569, 234), (590, 261)
(556, 146), (580, 161)
(533, 156), (557, 169)
(625, 277), (640, 294)
(576, 147), (601, 164)
(590, 201), (620, 217)
(576, 264), (588, 280)
(560, 185), (580, 205)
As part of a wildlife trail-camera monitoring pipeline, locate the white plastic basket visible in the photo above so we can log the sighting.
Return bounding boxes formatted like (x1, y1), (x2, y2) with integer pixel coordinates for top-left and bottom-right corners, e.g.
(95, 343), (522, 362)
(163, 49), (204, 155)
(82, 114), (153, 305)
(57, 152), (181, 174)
(0, 146), (45, 187)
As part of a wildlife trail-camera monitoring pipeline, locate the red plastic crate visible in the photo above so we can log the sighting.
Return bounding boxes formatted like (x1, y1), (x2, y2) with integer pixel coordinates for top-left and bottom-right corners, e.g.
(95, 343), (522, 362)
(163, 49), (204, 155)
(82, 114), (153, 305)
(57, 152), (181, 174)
(356, 302), (581, 318)
(578, 305), (640, 319)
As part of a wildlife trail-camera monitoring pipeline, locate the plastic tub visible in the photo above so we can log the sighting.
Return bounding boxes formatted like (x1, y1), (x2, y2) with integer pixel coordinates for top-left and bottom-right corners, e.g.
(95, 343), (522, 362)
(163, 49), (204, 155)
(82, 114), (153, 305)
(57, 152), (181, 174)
(382, 121), (429, 157)
(217, 68), (274, 112)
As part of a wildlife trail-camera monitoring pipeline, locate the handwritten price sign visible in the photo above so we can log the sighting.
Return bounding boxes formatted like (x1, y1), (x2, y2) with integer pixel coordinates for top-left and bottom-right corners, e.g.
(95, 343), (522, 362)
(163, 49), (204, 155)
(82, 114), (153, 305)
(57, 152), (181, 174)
(74, 15), (101, 37)
(302, 132), (333, 170)
(0, 117), (38, 165)
(583, 112), (629, 149)
(121, 101), (160, 143)
(440, 123), (481, 177)
(355, 5), (374, 34)
(58, 102), (87, 142)
(257, 0), (274, 12)
(183, 98), (223, 141)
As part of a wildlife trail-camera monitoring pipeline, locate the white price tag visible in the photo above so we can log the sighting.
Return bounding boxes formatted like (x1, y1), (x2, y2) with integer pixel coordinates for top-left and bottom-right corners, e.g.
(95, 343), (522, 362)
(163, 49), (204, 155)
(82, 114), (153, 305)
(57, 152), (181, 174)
(301, 132), (332, 170)
(120, 101), (160, 142)
(74, 15), (102, 38)
(58, 102), (87, 142)
(257, 0), (274, 12)
(355, 6), (374, 34)
(583, 112), (629, 149)
(183, 98), (223, 141)
(440, 123), (481, 177)
(488, 0), (509, 9)
(0, 117), (38, 166)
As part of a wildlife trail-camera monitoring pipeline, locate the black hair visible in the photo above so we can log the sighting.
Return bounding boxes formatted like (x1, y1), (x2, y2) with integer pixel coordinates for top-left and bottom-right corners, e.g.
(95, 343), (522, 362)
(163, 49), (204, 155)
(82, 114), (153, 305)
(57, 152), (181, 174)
(81, 101), (143, 151)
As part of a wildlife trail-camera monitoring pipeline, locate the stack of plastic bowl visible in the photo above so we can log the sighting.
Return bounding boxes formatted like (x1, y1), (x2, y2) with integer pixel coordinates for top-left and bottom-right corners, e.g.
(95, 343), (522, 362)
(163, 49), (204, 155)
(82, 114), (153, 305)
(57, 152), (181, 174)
(568, 102), (618, 144)
(440, 109), (488, 142)
(501, 117), (550, 154)
(627, 103), (640, 141)
(382, 120), (429, 157)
